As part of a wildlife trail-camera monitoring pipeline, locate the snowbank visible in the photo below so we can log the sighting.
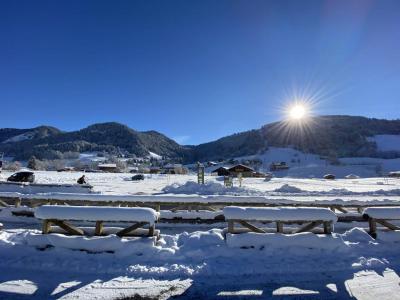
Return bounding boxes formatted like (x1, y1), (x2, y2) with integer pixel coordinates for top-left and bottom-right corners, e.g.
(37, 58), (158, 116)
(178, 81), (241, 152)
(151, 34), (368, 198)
(26, 232), (157, 253)
(2, 191), (400, 206)
(162, 181), (262, 196)
(223, 206), (338, 222)
(273, 184), (305, 193)
(0, 181), (93, 194)
(226, 232), (348, 251)
(35, 205), (159, 223)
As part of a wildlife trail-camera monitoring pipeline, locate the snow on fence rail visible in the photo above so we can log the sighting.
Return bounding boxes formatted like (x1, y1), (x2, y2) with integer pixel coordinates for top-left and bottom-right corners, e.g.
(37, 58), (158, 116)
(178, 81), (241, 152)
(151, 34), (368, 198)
(35, 205), (159, 224)
(224, 206), (337, 234)
(35, 205), (159, 238)
(223, 206), (338, 222)
(362, 207), (400, 219)
(362, 207), (400, 238)
(1, 192), (400, 207)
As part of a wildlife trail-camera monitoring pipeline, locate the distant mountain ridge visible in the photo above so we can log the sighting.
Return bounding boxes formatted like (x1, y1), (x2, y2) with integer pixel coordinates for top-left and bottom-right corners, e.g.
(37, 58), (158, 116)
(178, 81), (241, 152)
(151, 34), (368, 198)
(190, 115), (400, 162)
(1, 116), (400, 162)
(0, 123), (189, 161)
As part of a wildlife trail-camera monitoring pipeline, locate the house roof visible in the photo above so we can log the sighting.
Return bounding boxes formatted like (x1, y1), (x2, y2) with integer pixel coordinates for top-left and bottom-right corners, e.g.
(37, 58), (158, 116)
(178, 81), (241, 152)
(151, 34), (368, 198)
(228, 164), (254, 172)
(98, 163), (117, 168)
(211, 166), (229, 172)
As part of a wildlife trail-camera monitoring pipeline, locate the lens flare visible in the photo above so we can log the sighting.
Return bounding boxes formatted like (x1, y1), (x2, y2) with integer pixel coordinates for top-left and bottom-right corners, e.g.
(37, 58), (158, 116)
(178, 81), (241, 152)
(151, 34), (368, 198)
(289, 104), (307, 120)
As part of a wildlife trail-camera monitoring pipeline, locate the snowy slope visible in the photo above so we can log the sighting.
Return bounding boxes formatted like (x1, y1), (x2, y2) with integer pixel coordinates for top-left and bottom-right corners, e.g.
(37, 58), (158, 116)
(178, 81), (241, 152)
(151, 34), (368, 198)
(234, 147), (400, 178)
(2, 132), (35, 143)
(368, 135), (400, 152)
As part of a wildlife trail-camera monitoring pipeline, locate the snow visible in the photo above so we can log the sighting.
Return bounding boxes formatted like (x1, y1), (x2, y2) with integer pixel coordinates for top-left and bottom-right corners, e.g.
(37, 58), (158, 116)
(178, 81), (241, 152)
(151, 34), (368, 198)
(26, 232), (157, 253)
(226, 232), (348, 251)
(98, 163), (117, 168)
(1, 171), (400, 298)
(35, 205), (159, 223)
(2, 132), (34, 143)
(0, 226), (399, 298)
(223, 206), (338, 222)
(3, 189), (400, 207)
(362, 207), (400, 219)
(79, 152), (107, 163)
(235, 146), (400, 178)
(162, 180), (261, 195)
(368, 135), (400, 152)
(345, 174), (360, 179)
(160, 210), (222, 220)
(2, 170), (400, 197)
(148, 151), (162, 160)
(0, 181), (93, 194)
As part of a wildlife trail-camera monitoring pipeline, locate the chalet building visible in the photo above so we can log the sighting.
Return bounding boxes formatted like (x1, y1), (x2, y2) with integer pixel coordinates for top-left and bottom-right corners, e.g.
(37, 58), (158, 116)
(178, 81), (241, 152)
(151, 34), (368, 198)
(211, 166), (230, 176)
(228, 164), (254, 177)
(98, 163), (118, 173)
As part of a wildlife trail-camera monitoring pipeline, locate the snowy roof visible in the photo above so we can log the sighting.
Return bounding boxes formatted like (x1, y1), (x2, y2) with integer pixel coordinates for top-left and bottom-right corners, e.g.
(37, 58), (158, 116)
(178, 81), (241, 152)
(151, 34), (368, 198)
(212, 166), (229, 171)
(228, 164), (254, 172)
(98, 163), (117, 168)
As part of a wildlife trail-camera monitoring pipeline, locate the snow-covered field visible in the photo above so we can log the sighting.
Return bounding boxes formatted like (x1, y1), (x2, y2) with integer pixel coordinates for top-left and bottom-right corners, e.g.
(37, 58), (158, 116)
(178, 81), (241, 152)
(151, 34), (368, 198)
(1, 171), (400, 197)
(1, 171), (400, 299)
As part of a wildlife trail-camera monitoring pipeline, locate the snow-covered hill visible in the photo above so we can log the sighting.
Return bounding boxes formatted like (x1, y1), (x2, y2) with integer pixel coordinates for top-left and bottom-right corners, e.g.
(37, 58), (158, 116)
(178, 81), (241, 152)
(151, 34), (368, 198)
(368, 134), (400, 152)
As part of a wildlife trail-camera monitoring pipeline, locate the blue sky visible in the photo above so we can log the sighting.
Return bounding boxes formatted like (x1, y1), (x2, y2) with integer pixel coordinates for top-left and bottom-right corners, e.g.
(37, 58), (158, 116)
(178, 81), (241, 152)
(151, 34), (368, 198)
(1, 0), (399, 145)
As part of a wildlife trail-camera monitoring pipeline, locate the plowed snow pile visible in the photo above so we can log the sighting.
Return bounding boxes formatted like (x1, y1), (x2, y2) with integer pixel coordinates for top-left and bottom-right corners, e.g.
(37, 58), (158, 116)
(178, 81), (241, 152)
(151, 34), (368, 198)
(162, 181), (263, 195)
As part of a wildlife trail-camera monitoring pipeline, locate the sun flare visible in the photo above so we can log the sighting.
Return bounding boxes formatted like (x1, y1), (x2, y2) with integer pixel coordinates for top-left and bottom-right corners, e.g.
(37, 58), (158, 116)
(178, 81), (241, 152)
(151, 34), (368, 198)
(289, 104), (307, 120)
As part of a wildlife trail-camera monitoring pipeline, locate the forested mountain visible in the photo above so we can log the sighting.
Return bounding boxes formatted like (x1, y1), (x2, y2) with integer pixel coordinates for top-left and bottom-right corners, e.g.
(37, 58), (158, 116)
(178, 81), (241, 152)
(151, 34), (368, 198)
(189, 116), (400, 161)
(0, 123), (189, 161)
(1, 116), (400, 162)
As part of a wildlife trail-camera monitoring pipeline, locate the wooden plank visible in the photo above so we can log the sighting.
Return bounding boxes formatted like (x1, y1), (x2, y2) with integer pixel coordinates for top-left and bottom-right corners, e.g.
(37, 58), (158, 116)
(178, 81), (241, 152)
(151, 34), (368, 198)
(14, 198), (21, 208)
(228, 220), (235, 233)
(95, 221), (103, 235)
(238, 220), (266, 233)
(375, 219), (400, 231)
(369, 218), (377, 238)
(42, 220), (51, 234)
(116, 222), (147, 237)
(334, 206), (348, 213)
(0, 199), (10, 207)
(276, 221), (283, 233)
(294, 221), (323, 233)
(323, 221), (332, 234)
(51, 220), (84, 236)
(148, 224), (155, 236)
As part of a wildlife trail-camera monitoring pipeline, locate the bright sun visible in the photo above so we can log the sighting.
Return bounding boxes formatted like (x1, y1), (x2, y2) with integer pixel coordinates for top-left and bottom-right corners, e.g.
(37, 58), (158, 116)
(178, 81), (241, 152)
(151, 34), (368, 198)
(289, 104), (307, 120)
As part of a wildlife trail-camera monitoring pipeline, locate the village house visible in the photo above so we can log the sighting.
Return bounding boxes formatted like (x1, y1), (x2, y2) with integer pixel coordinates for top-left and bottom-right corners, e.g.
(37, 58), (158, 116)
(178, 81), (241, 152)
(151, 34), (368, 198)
(98, 163), (119, 173)
(228, 164), (255, 177)
(211, 166), (230, 176)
